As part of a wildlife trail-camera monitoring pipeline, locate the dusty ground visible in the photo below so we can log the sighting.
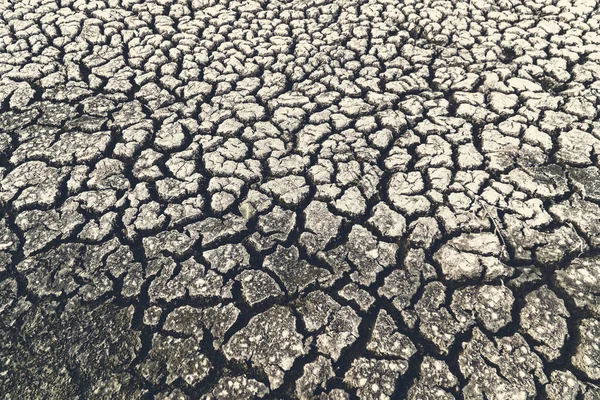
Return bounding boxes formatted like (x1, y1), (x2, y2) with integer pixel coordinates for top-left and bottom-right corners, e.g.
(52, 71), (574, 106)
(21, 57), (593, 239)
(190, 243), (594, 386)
(1, 0), (600, 398)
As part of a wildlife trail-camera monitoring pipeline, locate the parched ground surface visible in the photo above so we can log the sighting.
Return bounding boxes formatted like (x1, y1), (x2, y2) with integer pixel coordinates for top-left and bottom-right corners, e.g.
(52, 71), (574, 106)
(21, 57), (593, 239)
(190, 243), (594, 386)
(1, 0), (600, 398)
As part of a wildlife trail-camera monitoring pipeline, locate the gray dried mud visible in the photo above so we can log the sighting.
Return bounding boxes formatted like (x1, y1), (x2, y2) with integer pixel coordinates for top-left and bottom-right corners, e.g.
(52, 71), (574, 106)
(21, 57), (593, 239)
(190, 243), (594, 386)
(1, 0), (600, 399)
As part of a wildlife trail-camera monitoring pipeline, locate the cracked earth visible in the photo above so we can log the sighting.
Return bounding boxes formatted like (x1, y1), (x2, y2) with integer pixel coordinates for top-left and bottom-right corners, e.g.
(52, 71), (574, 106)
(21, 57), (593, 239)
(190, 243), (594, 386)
(1, 0), (600, 398)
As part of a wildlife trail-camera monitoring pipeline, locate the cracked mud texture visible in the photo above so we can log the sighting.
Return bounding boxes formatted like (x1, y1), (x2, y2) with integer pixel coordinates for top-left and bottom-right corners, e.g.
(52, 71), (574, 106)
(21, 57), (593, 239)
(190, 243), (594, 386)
(1, 0), (600, 398)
